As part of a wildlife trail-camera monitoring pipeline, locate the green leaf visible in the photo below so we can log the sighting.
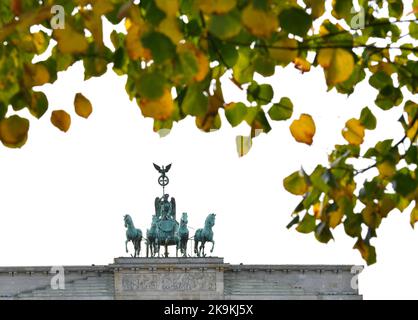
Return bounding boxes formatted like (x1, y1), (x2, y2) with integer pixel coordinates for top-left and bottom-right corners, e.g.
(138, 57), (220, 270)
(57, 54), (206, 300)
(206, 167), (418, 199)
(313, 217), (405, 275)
(268, 97), (293, 121)
(405, 145), (417, 165)
(253, 55), (275, 77)
(369, 71), (393, 90)
(279, 7), (312, 37)
(232, 48), (254, 84)
(218, 42), (238, 67)
(141, 31), (176, 63)
(344, 213), (362, 238)
(181, 84), (209, 117)
(296, 213), (316, 233)
(137, 72), (165, 99)
(310, 165), (332, 193)
(144, 0), (166, 26)
(332, 0), (353, 22)
(315, 222), (333, 243)
(208, 11), (241, 40)
(247, 82), (274, 105)
(359, 106), (377, 130)
(392, 170), (417, 197)
(29, 91), (48, 119)
(283, 170), (309, 195)
(303, 188), (321, 208)
(225, 102), (247, 127)
(286, 215), (300, 229)
(410, 22), (418, 40)
(388, 0), (403, 19)
(375, 85), (403, 110)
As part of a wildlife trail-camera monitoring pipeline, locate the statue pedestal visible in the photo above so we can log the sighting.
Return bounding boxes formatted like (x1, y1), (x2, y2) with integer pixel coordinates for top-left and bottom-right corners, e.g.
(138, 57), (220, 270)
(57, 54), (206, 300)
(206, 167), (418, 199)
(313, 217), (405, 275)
(111, 257), (224, 300)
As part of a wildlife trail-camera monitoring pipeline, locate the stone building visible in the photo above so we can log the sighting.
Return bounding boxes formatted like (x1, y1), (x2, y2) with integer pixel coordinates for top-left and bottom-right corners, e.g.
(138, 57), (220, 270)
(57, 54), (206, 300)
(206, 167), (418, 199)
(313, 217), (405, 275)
(0, 257), (362, 300)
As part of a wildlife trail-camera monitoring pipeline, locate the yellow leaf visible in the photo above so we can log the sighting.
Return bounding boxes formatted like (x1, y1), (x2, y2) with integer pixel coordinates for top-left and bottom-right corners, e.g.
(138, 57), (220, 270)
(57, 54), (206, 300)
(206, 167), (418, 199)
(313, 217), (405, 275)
(361, 203), (381, 228)
(342, 118), (365, 145)
(31, 64), (50, 86)
(32, 31), (47, 54)
(74, 93), (93, 119)
(379, 196), (396, 218)
(411, 203), (418, 228)
(158, 18), (183, 44)
(407, 117), (418, 142)
(242, 4), (278, 37)
(268, 38), (298, 65)
(0, 115), (30, 148)
(138, 88), (174, 121)
(51, 110), (71, 132)
(377, 161), (396, 179)
(317, 48), (354, 86)
(79, 1), (113, 50)
(177, 43), (209, 82)
(313, 202), (322, 219)
(93, 0), (114, 15)
(294, 57), (311, 73)
(194, 49), (209, 82)
(305, 0), (325, 19)
(328, 208), (344, 228)
(198, 0), (237, 14)
(353, 238), (376, 265)
(155, 0), (179, 16)
(289, 114), (316, 145)
(53, 26), (88, 54)
(125, 20), (151, 61)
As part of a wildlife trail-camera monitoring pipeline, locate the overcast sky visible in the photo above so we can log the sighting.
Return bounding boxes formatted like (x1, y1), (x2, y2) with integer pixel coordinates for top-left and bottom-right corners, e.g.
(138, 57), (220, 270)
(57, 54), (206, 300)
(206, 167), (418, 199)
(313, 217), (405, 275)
(1, 4), (417, 300)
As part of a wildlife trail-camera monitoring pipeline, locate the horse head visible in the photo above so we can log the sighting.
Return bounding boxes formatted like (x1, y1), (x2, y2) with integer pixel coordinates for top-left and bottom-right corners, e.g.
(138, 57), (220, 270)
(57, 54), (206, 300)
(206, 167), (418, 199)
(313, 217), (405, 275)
(181, 212), (188, 226)
(205, 213), (216, 228)
(124, 214), (133, 228)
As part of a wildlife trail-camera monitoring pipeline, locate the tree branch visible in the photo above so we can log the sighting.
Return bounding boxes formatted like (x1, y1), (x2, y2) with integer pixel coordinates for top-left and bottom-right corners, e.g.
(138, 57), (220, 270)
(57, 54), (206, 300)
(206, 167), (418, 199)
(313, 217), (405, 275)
(354, 113), (418, 176)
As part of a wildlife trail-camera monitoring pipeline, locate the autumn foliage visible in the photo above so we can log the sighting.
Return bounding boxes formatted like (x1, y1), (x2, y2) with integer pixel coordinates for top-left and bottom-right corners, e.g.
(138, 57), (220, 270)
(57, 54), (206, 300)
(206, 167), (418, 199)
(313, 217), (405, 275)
(0, 0), (417, 265)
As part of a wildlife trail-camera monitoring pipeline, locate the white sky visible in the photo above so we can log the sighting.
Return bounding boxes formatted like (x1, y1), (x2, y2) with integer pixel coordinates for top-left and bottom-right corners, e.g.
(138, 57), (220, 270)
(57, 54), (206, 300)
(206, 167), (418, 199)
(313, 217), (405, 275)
(1, 3), (418, 300)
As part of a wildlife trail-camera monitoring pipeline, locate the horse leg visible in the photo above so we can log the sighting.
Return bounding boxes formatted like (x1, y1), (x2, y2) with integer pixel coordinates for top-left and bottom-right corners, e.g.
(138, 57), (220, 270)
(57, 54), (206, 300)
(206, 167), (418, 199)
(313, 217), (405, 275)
(125, 240), (129, 254)
(138, 239), (141, 257)
(194, 240), (198, 256)
(183, 240), (187, 257)
(210, 240), (215, 253)
(200, 241), (205, 257)
(134, 240), (138, 257)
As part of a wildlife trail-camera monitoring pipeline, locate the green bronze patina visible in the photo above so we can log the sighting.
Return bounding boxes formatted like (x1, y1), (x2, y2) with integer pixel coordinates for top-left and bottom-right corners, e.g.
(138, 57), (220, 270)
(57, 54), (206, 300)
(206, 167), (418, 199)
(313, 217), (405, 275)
(176, 212), (189, 257)
(123, 214), (142, 257)
(124, 164), (215, 258)
(194, 213), (216, 257)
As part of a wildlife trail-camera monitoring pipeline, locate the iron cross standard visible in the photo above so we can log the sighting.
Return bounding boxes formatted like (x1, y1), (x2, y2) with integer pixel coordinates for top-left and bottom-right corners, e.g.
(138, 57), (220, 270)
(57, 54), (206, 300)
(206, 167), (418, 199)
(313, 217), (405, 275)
(153, 163), (171, 195)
